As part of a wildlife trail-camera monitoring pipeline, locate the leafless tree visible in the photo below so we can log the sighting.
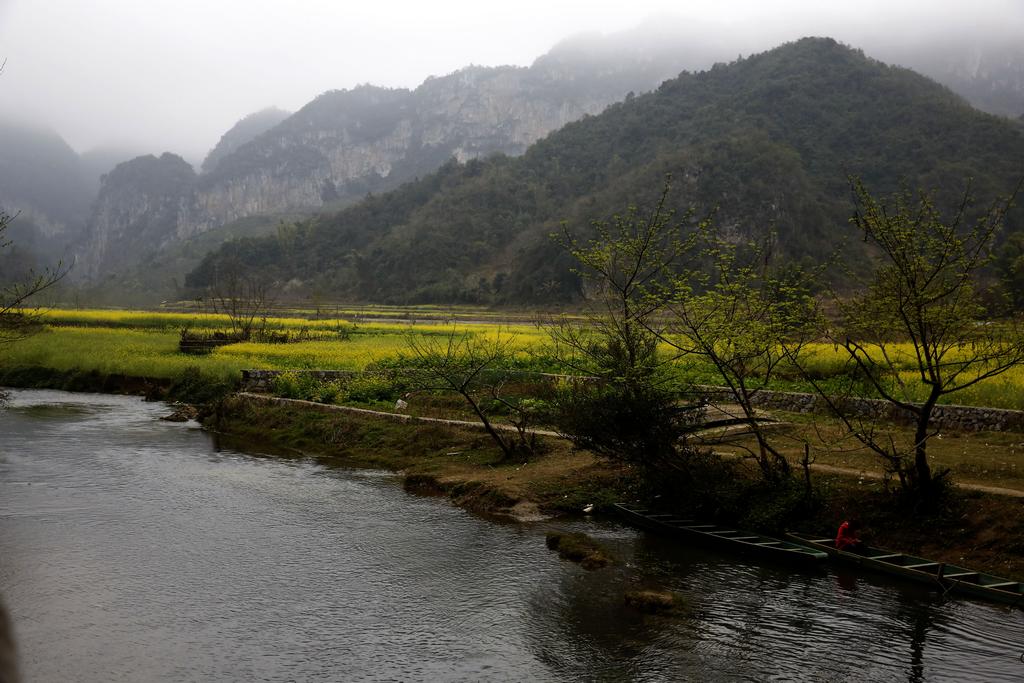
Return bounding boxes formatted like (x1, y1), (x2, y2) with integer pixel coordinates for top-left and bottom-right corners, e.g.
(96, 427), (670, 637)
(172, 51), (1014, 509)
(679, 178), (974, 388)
(206, 266), (275, 340)
(405, 328), (535, 460)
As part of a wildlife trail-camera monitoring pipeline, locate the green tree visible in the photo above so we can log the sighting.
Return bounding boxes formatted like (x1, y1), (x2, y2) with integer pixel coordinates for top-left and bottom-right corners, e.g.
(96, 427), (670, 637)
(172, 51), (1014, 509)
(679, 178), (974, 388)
(658, 229), (824, 482)
(550, 179), (706, 473)
(995, 232), (1024, 310)
(830, 178), (1024, 497)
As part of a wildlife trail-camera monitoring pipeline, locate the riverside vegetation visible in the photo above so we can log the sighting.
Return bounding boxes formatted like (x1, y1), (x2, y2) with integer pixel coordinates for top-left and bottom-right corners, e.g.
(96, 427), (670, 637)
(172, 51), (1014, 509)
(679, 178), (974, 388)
(3, 301), (1024, 579)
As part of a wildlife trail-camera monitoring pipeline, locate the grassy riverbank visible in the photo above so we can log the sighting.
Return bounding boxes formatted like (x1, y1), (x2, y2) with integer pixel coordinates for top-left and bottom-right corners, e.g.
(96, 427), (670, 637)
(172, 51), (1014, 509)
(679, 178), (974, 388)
(713, 416), (1024, 494)
(210, 394), (625, 518)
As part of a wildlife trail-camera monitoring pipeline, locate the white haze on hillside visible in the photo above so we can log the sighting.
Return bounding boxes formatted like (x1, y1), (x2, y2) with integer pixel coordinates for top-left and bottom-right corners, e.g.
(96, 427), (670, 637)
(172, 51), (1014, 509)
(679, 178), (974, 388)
(0, 0), (1021, 163)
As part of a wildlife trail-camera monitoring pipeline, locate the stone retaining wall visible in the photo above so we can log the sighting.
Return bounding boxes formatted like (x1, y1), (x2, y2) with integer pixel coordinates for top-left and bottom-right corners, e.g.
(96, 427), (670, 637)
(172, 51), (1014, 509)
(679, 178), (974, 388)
(241, 369), (359, 393)
(699, 387), (1024, 433)
(240, 368), (576, 392)
(240, 370), (1024, 433)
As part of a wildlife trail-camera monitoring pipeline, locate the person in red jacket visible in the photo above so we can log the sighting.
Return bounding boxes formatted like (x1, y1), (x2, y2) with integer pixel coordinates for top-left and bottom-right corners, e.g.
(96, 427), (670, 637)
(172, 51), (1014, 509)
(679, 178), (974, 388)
(835, 519), (865, 553)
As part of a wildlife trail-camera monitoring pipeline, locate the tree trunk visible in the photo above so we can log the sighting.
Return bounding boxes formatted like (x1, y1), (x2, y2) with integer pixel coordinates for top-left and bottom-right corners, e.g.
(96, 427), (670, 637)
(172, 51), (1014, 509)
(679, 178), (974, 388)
(913, 391), (939, 494)
(462, 389), (513, 460)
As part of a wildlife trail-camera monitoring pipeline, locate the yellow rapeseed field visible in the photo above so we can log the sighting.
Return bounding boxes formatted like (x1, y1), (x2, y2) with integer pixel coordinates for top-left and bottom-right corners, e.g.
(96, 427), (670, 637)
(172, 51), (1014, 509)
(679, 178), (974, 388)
(6, 309), (550, 381)
(6, 308), (1024, 409)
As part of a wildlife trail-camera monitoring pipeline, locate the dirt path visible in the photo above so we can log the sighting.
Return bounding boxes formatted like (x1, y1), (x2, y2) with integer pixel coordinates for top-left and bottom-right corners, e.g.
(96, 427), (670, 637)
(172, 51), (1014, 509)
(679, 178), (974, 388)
(237, 393), (1024, 498)
(236, 392), (563, 437)
(807, 462), (1024, 498)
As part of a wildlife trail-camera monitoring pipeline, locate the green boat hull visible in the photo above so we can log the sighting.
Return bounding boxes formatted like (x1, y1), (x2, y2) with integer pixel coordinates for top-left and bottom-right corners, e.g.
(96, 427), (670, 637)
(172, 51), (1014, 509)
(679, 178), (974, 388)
(614, 503), (828, 566)
(785, 532), (1024, 609)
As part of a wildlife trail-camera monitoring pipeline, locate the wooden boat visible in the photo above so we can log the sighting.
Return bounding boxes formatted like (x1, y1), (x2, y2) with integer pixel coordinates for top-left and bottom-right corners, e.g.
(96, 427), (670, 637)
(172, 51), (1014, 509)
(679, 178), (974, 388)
(785, 532), (1024, 609)
(613, 503), (828, 565)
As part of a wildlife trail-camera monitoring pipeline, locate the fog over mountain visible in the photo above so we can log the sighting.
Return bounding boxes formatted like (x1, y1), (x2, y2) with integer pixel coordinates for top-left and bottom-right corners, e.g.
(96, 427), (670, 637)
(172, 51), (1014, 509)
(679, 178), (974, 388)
(201, 108), (292, 174)
(181, 38), (1024, 305)
(75, 37), (697, 284)
(0, 118), (92, 271)
(3, 1), (1024, 299)
(1, 1), (1022, 159)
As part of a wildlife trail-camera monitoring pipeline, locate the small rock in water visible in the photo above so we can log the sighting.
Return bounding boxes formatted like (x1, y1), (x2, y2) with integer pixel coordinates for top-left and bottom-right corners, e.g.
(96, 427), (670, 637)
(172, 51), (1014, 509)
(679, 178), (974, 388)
(161, 404), (199, 422)
(545, 531), (612, 570)
(624, 589), (683, 614)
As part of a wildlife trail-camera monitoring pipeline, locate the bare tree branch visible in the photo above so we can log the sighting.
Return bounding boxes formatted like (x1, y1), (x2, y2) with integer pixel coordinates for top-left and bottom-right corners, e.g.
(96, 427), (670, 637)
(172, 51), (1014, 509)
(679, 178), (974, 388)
(1, 210), (71, 346)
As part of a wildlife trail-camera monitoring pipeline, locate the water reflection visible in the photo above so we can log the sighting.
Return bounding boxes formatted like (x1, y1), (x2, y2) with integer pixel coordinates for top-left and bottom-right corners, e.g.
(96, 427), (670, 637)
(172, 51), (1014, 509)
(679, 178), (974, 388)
(523, 523), (1024, 682)
(898, 591), (935, 683)
(2, 389), (1023, 682)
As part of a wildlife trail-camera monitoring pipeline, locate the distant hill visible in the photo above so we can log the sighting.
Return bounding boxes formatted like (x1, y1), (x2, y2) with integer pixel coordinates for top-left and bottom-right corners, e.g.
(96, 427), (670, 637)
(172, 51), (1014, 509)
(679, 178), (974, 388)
(76, 39), (701, 290)
(0, 120), (92, 275)
(80, 153), (197, 279)
(201, 107), (291, 174)
(883, 38), (1024, 120)
(0, 120), (91, 227)
(185, 38), (1024, 304)
(80, 145), (149, 196)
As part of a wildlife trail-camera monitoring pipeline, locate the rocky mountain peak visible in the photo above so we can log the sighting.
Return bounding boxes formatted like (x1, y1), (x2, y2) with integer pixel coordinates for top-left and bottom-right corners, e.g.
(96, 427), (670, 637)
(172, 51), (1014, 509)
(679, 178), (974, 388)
(81, 153), (198, 279)
(201, 107), (291, 174)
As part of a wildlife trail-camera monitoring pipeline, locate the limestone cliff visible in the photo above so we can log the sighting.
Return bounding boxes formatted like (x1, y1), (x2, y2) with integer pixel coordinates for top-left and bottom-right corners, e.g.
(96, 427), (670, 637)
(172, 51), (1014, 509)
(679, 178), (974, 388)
(81, 153), (197, 279)
(188, 56), (685, 235)
(77, 39), (695, 281)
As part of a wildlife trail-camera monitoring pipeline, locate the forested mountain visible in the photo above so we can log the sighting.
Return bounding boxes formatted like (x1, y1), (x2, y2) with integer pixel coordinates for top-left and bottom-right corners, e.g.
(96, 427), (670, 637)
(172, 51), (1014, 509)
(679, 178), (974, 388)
(186, 38), (1024, 304)
(65, 24), (1024, 301)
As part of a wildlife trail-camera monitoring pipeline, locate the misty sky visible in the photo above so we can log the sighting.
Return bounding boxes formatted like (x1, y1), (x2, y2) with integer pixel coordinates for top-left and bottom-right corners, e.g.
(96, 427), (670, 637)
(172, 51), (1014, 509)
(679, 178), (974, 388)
(1, 0), (1022, 163)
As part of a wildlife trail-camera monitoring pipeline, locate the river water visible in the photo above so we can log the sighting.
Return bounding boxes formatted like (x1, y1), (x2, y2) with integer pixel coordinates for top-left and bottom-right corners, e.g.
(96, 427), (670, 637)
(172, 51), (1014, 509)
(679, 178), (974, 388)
(1, 389), (1022, 682)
